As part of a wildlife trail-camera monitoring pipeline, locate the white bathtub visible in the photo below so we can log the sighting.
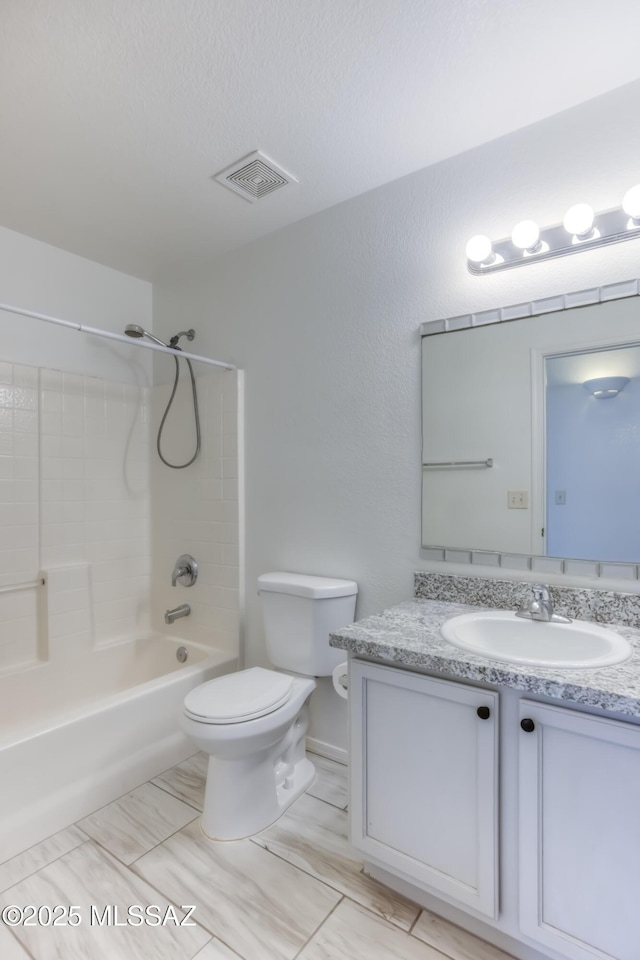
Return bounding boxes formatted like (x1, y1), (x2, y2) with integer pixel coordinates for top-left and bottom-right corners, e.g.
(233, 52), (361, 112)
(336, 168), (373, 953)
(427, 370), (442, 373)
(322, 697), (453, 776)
(0, 635), (236, 862)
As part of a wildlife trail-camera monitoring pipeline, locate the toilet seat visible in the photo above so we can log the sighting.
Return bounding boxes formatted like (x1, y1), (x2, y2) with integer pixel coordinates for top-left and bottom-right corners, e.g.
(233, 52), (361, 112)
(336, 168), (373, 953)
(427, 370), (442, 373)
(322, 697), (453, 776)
(183, 667), (294, 724)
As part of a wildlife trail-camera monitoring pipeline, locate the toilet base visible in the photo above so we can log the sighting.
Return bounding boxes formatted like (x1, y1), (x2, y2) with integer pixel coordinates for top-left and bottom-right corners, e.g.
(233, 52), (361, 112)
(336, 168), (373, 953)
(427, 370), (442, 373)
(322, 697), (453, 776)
(198, 700), (315, 840)
(200, 753), (315, 841)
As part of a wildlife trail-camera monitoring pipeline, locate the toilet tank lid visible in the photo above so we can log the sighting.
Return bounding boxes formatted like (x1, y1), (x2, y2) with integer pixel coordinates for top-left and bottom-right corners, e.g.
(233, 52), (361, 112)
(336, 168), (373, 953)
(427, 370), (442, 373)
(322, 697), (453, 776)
(258, 572), (358, 599)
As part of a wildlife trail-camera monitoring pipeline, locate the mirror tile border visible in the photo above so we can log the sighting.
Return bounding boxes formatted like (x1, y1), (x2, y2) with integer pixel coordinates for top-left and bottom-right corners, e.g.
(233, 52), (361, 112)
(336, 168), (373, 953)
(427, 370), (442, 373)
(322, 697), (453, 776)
(414, 572), (640, 626)
(421, 277), (640, 580)
(421, 278), (639, 336)
(420, 547), (640, 582)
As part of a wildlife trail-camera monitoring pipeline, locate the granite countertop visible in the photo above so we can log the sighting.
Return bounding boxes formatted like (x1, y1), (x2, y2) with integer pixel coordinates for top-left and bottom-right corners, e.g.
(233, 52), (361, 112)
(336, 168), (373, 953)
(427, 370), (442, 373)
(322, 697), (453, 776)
(330, 598), (640, 718)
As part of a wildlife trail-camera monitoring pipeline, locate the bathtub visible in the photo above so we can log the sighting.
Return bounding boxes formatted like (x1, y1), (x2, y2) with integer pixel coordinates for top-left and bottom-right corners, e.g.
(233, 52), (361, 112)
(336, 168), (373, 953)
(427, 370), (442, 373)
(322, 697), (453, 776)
(0, 634), (236, 862)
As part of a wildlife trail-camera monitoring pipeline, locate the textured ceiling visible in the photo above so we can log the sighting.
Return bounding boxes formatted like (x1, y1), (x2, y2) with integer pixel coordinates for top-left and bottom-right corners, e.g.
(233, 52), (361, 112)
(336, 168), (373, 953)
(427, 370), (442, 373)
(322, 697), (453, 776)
(2, 0), (640, 280)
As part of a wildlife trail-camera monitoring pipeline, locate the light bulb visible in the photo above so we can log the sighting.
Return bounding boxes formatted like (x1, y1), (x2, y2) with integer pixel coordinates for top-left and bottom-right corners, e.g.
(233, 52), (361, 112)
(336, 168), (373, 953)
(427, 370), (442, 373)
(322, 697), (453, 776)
(622, 184), (640, 224)
(465, 235), (494, 265)
(511, 220), (540, 252)
(563, 203), (595, 239)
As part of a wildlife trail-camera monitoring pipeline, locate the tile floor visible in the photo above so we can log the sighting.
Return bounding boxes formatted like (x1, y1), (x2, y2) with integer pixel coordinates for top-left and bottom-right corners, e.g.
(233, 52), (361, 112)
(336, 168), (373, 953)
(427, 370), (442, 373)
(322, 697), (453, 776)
(0, 753), (515, 960)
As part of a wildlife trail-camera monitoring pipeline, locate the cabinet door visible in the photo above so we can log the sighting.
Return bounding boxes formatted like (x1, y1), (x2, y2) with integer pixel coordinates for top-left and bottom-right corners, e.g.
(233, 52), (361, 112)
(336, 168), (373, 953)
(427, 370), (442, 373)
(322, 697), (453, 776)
(519, 699), (640, 960)
(350, 659), (498, 917)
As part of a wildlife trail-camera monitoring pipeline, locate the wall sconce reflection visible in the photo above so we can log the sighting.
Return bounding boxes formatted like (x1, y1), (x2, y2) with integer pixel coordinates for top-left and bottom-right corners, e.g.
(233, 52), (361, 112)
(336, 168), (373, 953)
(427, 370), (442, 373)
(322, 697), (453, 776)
(582, 376), (630, 399)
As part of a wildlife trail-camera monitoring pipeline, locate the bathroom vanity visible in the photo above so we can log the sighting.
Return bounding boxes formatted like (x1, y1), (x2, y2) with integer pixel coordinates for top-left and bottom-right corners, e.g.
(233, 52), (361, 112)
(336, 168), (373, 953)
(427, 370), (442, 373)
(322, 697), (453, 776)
(330, 575), (640, 960)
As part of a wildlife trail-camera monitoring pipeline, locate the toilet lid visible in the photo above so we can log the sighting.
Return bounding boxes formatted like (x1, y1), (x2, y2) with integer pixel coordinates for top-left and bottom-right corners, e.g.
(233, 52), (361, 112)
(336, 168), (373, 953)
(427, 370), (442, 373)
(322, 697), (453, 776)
(184, 667), (294, 724)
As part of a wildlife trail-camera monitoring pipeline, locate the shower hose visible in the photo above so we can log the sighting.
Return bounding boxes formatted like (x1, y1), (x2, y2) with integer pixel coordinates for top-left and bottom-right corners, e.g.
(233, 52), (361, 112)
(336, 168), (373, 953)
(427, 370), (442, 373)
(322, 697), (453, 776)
(157, 353), (201, 468)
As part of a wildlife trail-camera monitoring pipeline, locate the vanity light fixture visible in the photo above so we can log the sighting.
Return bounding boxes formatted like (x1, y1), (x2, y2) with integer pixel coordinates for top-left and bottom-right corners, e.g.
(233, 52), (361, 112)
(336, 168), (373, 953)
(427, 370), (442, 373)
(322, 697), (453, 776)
(466, 185), (640, 274)
(622, 185), (640, 227)
(583, 376), (630, 399)
(563, 203), (598, 242)
(465, 234), (494, 265)
(511, 220), (548, 256)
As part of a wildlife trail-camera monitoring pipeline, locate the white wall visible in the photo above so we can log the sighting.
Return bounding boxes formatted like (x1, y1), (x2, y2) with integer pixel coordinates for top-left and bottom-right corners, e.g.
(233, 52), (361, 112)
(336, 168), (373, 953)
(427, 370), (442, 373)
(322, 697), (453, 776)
(153, 79), (640, 752)
(0, 225), (152, 383)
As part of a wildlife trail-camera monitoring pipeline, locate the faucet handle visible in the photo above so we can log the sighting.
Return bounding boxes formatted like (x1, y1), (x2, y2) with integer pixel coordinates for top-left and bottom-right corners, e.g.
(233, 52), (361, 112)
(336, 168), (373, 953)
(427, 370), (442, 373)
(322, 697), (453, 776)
(172, 554), (198, 587)
(532, 583), (550, 600)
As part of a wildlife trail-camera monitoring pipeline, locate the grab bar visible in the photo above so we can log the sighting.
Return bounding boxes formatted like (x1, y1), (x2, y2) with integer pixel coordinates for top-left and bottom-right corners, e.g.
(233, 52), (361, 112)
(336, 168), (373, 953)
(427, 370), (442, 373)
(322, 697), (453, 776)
(422, 458), (493, 468)
(0, 578), (45, 595)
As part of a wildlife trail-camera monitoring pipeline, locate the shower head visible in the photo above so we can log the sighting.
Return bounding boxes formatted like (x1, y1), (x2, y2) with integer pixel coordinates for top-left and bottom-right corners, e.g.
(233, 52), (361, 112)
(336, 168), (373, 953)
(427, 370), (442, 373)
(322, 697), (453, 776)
(124, 324), (145, 338)
(124, 324), (167, 347)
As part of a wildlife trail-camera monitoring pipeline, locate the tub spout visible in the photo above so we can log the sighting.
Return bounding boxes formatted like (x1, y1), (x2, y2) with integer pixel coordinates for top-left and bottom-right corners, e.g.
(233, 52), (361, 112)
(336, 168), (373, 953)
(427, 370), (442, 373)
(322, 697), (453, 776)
(165, 604), (190, 625)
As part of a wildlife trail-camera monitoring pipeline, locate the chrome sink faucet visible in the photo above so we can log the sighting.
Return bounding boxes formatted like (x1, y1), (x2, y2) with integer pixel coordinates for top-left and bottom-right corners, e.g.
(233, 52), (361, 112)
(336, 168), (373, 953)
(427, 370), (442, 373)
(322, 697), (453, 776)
(516, 584), (571, 624)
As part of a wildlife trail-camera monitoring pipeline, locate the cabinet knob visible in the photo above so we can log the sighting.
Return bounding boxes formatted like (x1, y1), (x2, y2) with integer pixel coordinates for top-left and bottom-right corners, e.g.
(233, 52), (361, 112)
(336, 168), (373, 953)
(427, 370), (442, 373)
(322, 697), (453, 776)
(477, 706), (491, 720)
(520, 718), (535, 733)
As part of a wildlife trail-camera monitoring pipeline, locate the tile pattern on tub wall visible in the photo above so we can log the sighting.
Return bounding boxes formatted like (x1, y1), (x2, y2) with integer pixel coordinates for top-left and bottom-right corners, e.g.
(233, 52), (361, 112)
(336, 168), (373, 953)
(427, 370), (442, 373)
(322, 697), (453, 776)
(298, 899), (443, 960)
(412, 909), (515, 960)
(0, 586), (39, 672)
(0, 362), (39, 595)
(151, 752), (208, 811)
(134, 818), (341, 960)
(252, 793), (419, 931)
(39, 367), (152, 643)
(306, 754), (348, 809)
(0, 825), (86, 893)
(150, 370), (238, 653)
(77, 782), (199, 864)
(0, 841), (210, 960)
(45, 563), (93, 656)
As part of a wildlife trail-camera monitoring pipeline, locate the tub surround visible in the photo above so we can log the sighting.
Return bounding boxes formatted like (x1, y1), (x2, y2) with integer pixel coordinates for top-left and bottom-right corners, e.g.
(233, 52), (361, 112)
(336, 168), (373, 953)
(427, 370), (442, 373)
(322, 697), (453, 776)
(0, 359), (240, 678)
(0, 640), (236, 863)
(330, 574), (640, 718)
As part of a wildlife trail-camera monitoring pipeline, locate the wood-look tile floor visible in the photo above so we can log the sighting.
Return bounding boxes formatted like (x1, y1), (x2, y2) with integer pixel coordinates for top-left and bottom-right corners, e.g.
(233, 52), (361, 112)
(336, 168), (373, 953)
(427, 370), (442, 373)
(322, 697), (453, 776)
(0, 753), (515, 960)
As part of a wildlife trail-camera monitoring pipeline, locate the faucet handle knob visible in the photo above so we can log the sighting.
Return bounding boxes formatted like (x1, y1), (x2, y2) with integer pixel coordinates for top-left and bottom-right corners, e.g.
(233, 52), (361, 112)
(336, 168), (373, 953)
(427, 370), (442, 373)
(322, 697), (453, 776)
(532, 583), (550, 599)
(172, 554), (198, 587)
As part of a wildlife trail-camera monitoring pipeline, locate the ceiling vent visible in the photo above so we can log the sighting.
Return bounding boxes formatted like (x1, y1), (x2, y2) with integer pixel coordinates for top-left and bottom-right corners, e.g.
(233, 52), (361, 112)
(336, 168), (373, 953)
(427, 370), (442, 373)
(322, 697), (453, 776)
(213, 151), (297, 202)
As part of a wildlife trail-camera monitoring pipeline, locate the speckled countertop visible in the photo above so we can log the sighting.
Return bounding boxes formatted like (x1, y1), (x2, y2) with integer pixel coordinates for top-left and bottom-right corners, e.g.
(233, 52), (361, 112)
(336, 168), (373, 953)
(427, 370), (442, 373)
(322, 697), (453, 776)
(330, 597), (640, 718)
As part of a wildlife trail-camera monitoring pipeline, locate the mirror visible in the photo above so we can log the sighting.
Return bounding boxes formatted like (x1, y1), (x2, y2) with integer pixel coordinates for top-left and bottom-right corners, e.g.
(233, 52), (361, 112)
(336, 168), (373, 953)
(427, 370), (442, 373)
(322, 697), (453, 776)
(421, 292), (640, 567)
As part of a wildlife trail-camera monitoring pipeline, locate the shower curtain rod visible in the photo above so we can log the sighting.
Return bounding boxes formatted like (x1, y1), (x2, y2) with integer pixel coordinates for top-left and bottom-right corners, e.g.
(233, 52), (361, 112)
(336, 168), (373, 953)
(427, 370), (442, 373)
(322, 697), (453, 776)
(0, 301), (236, 371)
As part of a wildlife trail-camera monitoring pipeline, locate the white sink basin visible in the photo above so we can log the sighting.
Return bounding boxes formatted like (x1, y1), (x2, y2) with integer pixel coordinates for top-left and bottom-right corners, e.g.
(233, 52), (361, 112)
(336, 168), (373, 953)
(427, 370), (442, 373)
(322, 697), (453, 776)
(440, 611), (632, 668)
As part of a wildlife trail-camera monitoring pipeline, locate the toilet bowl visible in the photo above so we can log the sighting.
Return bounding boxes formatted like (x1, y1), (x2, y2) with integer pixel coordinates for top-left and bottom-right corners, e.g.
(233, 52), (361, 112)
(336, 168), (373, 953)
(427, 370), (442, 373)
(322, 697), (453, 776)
(182, 667), (316, 840)
(181, 571), (358, 841)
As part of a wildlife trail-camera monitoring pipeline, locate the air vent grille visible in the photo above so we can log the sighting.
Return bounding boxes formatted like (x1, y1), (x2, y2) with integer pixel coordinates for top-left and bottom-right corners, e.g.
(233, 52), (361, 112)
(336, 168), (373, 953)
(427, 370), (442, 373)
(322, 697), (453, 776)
(213, 151), (297, 202)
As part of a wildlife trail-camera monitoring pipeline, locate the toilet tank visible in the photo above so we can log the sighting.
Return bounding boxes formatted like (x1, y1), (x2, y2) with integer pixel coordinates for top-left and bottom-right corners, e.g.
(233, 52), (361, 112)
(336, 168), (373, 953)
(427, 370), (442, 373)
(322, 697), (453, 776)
(258, 572), (358, 676)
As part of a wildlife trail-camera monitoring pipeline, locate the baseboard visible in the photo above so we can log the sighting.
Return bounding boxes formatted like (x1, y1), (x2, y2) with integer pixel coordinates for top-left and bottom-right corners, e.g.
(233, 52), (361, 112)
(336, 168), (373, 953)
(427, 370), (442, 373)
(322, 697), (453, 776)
(306, 736), (348, 766)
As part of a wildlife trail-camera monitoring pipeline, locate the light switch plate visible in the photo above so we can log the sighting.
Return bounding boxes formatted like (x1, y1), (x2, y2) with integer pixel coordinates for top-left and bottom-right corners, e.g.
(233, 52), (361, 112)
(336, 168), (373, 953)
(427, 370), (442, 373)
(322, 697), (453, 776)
(507, 490), (528, 509)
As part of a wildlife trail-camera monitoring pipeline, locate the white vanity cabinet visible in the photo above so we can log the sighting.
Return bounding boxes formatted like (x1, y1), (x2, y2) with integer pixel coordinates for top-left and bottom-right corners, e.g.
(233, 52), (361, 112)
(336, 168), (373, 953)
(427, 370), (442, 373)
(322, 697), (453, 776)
(350, 658), (640, 960)
(518, 699), (640, 960)
(349, 659), (499, 918)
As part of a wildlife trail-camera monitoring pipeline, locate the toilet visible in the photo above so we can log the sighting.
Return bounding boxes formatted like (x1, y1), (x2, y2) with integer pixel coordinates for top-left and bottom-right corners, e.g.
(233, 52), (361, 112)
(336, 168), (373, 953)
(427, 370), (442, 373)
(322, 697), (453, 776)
(181, 572), (358, 840)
